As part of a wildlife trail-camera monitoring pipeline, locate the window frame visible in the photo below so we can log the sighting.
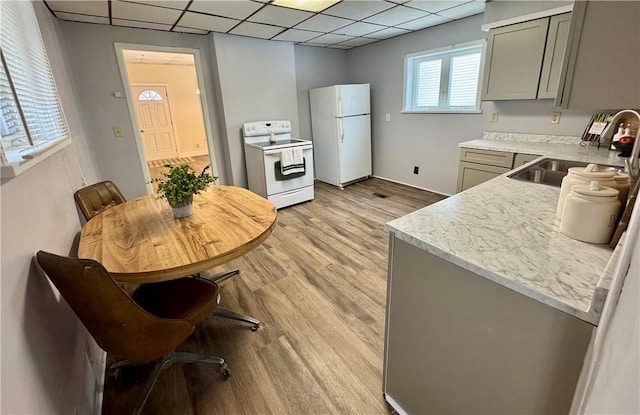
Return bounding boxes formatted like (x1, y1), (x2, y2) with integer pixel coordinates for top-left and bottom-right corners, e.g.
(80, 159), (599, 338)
(0, 1), (71, 178)
(402, 40), (486, 114)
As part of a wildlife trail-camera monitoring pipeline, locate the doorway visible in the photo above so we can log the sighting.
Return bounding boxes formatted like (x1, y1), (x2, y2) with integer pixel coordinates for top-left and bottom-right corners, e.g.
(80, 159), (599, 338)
(115, 44), (218, 194)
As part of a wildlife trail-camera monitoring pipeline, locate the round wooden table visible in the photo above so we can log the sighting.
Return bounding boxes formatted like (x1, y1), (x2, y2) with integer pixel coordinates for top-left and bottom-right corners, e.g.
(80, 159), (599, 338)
(78, 186), (277, 284)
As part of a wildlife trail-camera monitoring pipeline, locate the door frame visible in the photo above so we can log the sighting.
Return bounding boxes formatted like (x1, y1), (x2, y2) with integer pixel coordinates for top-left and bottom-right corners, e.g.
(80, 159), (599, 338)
(114, 42), (219, 194)
(130, 82), (181, 159)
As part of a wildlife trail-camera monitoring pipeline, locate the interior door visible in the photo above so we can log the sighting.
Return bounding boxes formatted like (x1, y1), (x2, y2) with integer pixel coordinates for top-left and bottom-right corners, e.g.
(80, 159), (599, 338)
(338, 114), (371, 184)
(131, 85), (178, 161)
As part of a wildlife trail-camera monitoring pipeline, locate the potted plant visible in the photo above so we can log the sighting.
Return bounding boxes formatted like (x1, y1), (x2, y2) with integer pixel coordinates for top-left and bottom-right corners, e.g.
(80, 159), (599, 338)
(155, 164), (217, 218)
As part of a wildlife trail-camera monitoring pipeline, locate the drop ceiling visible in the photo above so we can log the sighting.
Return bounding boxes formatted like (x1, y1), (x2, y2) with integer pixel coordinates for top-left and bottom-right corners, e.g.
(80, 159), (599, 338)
(45, 0), (486, 50)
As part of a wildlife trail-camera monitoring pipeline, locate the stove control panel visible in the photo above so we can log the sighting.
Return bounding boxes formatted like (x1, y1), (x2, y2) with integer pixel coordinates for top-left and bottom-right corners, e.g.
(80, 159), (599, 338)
(243, 120), (291, 137)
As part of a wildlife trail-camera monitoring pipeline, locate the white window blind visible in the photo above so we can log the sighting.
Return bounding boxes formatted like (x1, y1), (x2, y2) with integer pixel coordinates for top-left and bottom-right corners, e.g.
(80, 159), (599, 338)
(416, 60), (441, 107)
(449, 52), (481, 107)
(404, 42), (484, 112)
(0, 0), (69, 164)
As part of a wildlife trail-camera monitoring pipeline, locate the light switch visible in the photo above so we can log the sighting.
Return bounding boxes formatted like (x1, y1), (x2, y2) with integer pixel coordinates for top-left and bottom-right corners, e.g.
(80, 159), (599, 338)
(550, 112), (561, 124)
(385, 113), (391, 121)
(112, 126), (123, 137)
(114, 91), (123, 98)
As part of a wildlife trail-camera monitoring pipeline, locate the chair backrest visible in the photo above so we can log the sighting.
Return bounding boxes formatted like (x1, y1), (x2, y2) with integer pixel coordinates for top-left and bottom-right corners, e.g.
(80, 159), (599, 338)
(35, 251), (193, 363)
(74, 181), (126, 221)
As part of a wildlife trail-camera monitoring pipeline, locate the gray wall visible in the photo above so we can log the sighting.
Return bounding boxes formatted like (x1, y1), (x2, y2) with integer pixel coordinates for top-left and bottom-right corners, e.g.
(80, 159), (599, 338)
(1, 3), (102, 414)
(213, 33), (300, 187)
(346, 14), (593, 195)
(59, 22), (229, 195)
(294, 45), (349, 141)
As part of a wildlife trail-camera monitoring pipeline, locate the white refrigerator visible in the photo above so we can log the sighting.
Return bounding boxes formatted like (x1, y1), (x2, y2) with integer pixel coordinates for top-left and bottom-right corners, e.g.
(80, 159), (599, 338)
(310, 83), (371, 187)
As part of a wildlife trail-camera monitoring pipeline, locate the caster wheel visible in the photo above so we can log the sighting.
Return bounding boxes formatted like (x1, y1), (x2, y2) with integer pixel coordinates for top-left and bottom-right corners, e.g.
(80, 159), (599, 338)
(251, 324), (260, 332)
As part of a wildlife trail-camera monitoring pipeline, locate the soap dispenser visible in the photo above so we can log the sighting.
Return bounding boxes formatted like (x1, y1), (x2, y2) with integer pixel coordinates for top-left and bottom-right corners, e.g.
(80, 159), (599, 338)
(610, 122), (625, 150)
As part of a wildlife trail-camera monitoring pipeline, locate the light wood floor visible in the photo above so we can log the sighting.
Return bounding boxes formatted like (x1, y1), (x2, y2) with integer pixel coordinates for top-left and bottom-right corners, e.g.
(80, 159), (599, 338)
(148, 155), (212, 194)
(102, 178), (447, 415)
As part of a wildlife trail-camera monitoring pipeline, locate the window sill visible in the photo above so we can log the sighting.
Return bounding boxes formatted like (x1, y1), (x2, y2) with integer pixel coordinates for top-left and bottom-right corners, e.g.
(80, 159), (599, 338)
(1, 137), (72, 179)
(401, 109), (483, 114)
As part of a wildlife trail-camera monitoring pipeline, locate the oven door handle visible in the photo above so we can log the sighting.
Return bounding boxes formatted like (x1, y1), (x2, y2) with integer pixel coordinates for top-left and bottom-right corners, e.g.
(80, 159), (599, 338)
(264, 145), (312, 155)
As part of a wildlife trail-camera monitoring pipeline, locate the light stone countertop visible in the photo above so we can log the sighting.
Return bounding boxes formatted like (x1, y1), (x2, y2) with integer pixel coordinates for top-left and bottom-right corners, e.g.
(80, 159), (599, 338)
(385, 133), (632, 326)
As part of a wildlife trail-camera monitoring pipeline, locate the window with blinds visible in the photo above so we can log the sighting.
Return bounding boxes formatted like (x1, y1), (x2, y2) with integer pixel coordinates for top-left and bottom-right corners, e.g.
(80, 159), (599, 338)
(404, 42), (484, 112)
(0, 1), (69, 167)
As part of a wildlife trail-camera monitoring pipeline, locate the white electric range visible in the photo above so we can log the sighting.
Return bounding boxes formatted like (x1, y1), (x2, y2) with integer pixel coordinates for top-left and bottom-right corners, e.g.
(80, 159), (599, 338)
(243, 120), (314, 209)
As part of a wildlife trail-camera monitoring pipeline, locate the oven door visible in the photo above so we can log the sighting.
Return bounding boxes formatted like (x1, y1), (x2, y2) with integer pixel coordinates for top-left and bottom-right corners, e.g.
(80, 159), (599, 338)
(263, 145), (314, 196)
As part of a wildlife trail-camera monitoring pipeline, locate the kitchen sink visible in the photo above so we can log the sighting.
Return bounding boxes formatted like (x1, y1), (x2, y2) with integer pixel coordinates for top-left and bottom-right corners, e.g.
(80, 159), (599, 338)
(507, 158), (624, 187)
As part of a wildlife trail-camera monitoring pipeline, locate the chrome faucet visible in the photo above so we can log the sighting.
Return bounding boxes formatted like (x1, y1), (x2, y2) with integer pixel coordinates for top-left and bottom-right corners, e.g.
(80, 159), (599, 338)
(600, 109), (640, 182)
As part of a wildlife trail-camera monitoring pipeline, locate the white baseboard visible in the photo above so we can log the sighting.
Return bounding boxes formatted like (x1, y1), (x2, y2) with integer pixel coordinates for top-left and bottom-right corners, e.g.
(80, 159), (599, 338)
(179, 149), (209, 158)
(370, 175), (452, 197)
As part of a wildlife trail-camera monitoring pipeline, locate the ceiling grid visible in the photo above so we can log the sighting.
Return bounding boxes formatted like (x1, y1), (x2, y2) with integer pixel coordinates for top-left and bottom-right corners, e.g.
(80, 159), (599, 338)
(44, 0), (485, 50)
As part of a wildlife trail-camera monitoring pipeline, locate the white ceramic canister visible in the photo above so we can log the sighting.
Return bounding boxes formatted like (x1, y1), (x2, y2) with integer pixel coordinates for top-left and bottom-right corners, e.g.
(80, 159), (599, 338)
(556, 164), (619, 219)
(560, 181), (621, 244)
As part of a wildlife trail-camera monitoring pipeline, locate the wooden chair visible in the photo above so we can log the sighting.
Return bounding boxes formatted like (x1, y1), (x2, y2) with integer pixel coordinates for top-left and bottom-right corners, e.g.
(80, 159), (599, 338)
(74, 180), (126, 222)
(35, 251), (230, 415)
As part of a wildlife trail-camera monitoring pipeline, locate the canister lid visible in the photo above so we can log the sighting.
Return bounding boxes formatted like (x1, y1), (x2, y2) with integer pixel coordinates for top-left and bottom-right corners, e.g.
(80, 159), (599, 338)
(568, 163), (616, 179)
(571, 181), (619, 197)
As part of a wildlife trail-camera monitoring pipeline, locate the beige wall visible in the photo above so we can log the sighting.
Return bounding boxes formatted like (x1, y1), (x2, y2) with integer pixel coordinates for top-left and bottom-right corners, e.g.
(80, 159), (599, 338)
(125, 62), (208, 156)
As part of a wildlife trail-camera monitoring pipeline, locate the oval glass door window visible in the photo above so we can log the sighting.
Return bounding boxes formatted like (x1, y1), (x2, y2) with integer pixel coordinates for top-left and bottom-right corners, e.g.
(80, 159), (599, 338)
(138, 90), (162, 101)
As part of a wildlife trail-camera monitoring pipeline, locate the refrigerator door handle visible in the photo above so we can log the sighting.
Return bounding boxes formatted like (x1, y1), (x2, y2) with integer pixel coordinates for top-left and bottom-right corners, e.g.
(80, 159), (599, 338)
(338, 119), (344, 143)
(337, 91), (343, 118)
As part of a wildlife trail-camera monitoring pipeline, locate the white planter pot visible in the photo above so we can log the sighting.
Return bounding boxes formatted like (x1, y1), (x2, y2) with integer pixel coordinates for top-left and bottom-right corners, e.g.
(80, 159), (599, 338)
(170, 196), (193, 219)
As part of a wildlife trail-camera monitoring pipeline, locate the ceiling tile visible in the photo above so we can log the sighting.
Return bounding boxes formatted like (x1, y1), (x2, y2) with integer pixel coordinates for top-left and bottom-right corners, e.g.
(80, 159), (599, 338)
(174, 26), (210, 34)
(122, 0), (189, 11)
(363, 5), (429, 26)
(437, 0), (485, 19)
(387, 0), (411, 3)
(337, 37), (379, 47)
(47, 1), (109, 17)
(396, 13), (451, 30)
(365, 26), (411, 39)
(248, 4), (313, 27)
(406, 0), (471, 13)
(322, 1), (394, 21)
(271, 29), (322, 42)
(188, 0), (264, 20)
(112, 19), (174, 30)
(112, 1), (182, 24)
(294, 14), (352, 32)
(178, 12), (239, 31)
(54, 12), (110, 24)
(307, 33), (354, 45)
(328, 44), (352, 49)
(229, 21), (285, 39)
(332, 21), (386, 37)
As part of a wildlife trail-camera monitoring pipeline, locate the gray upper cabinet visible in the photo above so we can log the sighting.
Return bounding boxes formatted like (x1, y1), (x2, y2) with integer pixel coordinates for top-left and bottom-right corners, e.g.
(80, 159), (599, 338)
(556, 1), (640, 109)
(482, 13), (572, 101)
(537, 13), (571, 99)
(481, 18), (550, 100)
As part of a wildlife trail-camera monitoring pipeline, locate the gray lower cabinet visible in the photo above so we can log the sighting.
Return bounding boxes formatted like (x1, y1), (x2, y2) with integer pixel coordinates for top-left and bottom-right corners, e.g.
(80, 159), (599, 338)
(383, 236), (593, 414)
(457, 161), (510, 192)
(513, 152), (540, 166)
(457, 148), (541, 192)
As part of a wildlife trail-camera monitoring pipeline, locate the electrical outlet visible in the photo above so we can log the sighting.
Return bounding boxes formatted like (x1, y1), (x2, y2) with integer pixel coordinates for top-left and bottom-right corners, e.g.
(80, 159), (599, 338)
(550, 112), (561, 124)
(112, 126), (123, 137)
(490, 112), (499, 123)
(413, 166), (419, 174)
(385, 113), (391, 121)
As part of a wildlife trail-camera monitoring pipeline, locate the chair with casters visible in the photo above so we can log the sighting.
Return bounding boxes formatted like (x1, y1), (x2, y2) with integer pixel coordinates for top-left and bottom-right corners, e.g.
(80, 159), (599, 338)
(74, 180), (126, 222)
(35, 251), (230, 415)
